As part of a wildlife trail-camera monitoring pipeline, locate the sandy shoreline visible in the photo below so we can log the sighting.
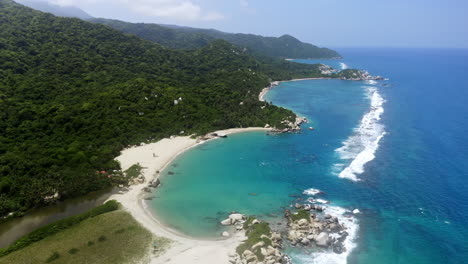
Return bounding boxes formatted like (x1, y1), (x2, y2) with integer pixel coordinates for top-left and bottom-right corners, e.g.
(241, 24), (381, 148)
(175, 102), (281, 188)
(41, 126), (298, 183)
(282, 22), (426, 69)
(108, 128), (269, 264)
(259, 78), (333, 101)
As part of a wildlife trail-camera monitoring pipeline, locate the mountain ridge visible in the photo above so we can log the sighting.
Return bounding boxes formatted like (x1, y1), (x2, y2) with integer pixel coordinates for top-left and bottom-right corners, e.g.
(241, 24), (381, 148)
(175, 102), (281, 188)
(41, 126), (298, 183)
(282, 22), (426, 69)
(14, 0), (340, 59)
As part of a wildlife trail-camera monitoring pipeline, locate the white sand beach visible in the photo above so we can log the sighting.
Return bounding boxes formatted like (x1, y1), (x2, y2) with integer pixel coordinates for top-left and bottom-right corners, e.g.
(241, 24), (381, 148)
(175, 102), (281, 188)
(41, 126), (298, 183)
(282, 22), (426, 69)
(108, 128), (270, 264)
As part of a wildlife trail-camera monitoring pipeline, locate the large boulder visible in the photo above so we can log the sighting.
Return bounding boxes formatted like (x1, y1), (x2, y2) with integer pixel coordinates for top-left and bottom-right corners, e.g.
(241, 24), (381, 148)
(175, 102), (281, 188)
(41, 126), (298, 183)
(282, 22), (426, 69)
(298, 219), (309, 226)
(243, 250), (254, 255)
(221, 218), (232, 226)
(252, 241), (265, 250)
(266, 246), (276, 256)
(271, 232), (282, 241)
(287, 230), (299, 242)
(315, 232), (330, 247)
(328, 223), (339, 231)
(229, 213), (245, 223)
(300, 237), (310, 245)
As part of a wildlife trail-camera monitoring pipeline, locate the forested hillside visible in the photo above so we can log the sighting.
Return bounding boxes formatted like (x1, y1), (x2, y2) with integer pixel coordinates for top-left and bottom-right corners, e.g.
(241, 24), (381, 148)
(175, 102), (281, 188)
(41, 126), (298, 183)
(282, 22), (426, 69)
(90, 18), (341, 59)
(0, 0), (328, 216)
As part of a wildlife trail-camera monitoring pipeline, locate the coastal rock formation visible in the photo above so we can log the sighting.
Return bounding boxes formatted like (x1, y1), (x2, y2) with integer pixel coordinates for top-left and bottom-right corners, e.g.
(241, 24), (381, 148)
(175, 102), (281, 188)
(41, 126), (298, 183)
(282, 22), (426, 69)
(271, 116), (308, 134)
(319, 64), (338, 75)
(228, 216), (292, 264)
(220, 213), (247, 226)
(285, 207), (349, 254)
(337, 69), (384, 81)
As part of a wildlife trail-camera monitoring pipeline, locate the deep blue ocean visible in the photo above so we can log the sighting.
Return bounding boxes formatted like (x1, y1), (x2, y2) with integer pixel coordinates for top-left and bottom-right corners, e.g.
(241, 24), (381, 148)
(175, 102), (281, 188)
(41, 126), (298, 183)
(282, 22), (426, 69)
(149, 48), (468, 264)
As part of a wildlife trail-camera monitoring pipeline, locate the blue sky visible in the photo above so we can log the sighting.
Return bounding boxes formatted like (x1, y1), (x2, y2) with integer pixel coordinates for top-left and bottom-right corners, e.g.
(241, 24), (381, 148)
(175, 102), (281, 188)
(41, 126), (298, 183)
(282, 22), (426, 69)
(44, 0), (467, 48)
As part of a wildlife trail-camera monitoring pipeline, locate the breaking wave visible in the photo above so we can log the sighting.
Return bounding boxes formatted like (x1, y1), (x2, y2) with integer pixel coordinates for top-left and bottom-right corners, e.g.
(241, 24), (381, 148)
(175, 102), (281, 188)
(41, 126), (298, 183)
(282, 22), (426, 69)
(335, 86), (386, 181)
(303, 188), (323, 196)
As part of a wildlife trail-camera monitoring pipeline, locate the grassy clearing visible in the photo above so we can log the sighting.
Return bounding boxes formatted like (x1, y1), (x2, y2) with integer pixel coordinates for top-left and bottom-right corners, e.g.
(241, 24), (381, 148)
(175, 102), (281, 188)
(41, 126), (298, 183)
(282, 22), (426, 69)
(290, 209), (311, 222)
(0, 210), (170, 264)
(124, 163), (144, 179)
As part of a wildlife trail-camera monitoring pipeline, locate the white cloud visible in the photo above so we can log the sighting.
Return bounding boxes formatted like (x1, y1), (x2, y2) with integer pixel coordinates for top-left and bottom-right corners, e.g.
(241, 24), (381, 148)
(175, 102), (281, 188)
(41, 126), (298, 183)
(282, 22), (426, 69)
(48, 0), (224, 21)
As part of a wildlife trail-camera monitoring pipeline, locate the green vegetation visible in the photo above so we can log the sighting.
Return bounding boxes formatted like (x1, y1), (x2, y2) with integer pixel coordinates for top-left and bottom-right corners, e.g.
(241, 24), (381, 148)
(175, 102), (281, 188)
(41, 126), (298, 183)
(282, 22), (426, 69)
(67, 248), (79, 254)
(45, 252), (60, 263)
(0, 0), (333, 217)
(0, 200), (119, 257)
(91, 18), (341, 59)
(124, 163), (143, 179)
(237, 217), (272, 261)
(290, 209), (311, 222)
(0, 210), (163, 264)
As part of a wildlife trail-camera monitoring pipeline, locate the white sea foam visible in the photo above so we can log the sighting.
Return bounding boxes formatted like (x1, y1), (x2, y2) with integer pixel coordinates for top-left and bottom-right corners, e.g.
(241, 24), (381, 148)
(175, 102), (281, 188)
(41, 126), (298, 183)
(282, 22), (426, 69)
(315, 198), (330, 204)
(303, 188), (323, 196)
(340, 62), (349, 70)
(292, 205), (359, 264)
(335, 86), (386, 181)
(306, 198), (330, 204)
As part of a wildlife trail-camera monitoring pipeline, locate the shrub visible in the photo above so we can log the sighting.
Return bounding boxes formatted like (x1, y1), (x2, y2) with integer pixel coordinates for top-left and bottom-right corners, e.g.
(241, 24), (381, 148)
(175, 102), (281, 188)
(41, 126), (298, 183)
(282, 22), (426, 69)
(98, 235), (107, 242)
(45, 252), (60, 263)
(68, 248), (79, 254)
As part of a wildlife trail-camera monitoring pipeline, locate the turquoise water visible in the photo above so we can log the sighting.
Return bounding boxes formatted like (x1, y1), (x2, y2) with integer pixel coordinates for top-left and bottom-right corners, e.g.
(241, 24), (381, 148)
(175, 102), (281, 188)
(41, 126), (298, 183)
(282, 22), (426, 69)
(150, 48), (468, 263)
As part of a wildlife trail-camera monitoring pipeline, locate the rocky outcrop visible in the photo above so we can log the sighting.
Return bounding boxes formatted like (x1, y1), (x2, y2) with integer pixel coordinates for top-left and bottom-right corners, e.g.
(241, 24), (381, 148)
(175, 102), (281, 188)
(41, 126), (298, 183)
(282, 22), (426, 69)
(220, 213), (247, 226)
(271, 116), (308, 134)
(319, 64), (338, 75)
(285, 207), (349, 254)
(229, 217), (292, 264)
(337, 69), (384, 81)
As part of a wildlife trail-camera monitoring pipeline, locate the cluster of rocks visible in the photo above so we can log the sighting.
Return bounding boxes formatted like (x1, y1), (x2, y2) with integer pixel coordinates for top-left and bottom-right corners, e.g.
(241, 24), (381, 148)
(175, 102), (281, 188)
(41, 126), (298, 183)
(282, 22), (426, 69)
(285, 205), (349, 254)
(221, 213), (248, 235)
(199, 132), (228, 141)
(230, 245), (291, 264)
(319, 64), (338, 75)
(222, 214), (291, 264)
(294, 203), (323, 211)
(143, 178), (161, 193)
(339, 69), (384, 81)
(272, 116), (308, 134)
